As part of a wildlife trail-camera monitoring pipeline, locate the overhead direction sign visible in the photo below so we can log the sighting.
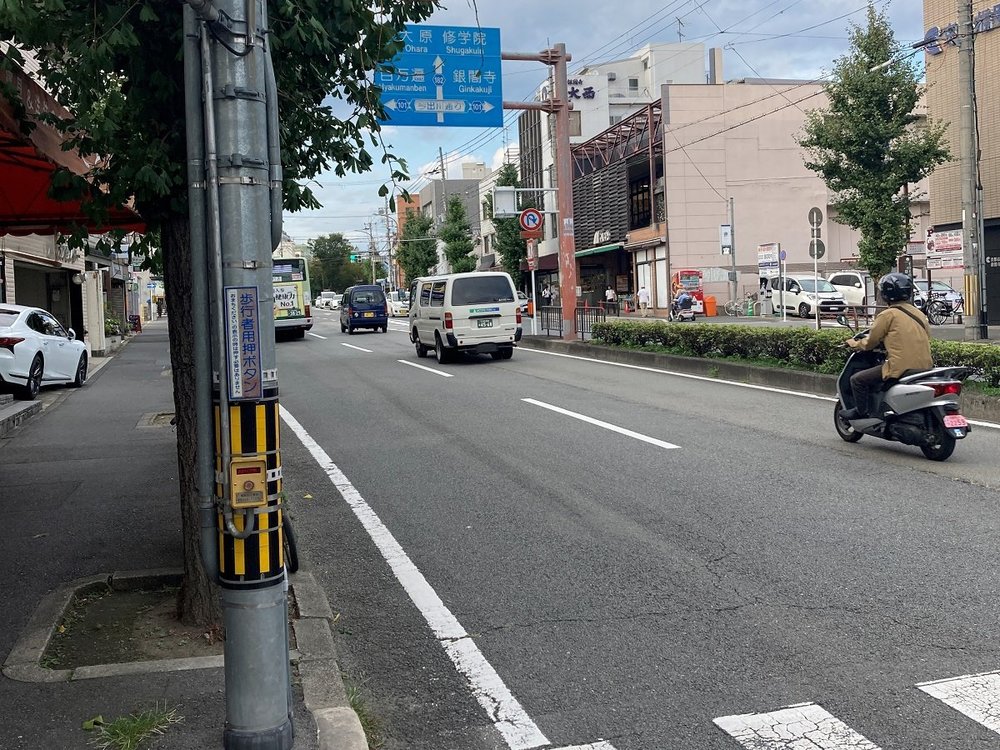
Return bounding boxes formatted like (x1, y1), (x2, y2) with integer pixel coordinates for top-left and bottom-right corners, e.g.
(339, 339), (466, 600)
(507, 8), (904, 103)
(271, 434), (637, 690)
(378, 24), (503, 128)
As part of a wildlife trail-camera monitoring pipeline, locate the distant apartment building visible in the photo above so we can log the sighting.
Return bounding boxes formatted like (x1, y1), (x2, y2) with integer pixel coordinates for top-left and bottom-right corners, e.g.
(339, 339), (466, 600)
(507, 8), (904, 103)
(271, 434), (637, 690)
(476, 147), (520, 272)
(417, 162), (486, 274)
(518, 43), (708, 291)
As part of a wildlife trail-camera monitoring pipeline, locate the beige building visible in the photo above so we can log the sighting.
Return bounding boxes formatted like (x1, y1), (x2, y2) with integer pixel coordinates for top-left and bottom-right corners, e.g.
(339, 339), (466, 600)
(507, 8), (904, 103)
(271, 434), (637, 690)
(923, 0), (999, 322)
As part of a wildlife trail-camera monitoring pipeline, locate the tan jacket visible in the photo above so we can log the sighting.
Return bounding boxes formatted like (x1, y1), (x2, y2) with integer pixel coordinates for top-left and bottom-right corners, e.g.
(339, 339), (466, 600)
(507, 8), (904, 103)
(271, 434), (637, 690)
(858, 302), (933, 379)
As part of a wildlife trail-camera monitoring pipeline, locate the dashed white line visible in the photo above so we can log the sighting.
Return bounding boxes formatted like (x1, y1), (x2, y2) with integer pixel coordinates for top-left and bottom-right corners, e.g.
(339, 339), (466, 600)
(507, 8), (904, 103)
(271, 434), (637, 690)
(279, 407), (552, 750)
(714, 702), (882, 749)
(522, 398), (679, 450)
(397, 359), (453, 378)
(550, 743), (617, 750)
(306, 332), (327, 340)
(520, 347), (1000, 430)
(340, 343), (373, 353)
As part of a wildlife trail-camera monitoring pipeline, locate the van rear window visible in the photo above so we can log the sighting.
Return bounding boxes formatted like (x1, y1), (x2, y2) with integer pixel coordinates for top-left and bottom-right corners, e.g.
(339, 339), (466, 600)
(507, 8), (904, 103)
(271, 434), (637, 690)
(352, 289), (385, 305)
(452, 277), (515, 305)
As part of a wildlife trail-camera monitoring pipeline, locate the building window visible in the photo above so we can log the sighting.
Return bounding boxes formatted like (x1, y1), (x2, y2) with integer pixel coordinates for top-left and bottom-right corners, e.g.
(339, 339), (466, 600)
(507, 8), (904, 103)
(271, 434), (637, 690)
(628, 77), (639, 93)
(610, 114), (624, 126)
(629, 179), (651, 230)
(569, 110), (582, 137)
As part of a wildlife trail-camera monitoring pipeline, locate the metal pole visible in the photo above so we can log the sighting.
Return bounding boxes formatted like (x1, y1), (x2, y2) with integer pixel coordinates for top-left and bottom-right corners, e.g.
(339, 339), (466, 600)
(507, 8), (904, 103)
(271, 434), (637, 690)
(958, 0), (985, 340)
(552, 43), (578, 337)
(182, 4), (219, 583)
(531, 267), (538, 335)
(194, 0), (293, 746)
(728, 197), (737, 304)
(813, 238), (821, 331)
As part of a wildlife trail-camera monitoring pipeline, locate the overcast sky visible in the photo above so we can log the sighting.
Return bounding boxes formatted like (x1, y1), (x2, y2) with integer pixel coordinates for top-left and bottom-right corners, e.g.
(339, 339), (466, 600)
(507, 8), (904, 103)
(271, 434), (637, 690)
(281, 0), (925, 249)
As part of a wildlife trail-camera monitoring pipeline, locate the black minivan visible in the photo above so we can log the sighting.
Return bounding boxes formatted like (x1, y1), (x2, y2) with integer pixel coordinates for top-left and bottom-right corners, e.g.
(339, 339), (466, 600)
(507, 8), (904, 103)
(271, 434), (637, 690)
(340, 285), (389, 334)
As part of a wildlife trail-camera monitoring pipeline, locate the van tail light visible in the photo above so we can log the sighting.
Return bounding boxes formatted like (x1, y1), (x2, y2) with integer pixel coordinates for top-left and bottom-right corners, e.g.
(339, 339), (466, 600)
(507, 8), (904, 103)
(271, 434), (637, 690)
(926, 381), (962, 397)
(0, 336), (24, 352)
(383, 304), (388, 317)
(516, 308), (522, 325)
(304, 303), (311, 317)
(444, 312), (454, 330)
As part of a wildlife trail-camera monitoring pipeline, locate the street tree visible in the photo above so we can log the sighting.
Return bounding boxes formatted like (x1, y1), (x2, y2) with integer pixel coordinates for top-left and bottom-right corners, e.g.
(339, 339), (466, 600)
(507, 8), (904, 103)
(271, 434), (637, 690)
(482, 163), (528, 287)
(397, 210), (437, 284)
(440, 195), (476, 273)
(798, 4), (949, 279)
(0, 0), (438, 625)
(308, 233), (369, 293)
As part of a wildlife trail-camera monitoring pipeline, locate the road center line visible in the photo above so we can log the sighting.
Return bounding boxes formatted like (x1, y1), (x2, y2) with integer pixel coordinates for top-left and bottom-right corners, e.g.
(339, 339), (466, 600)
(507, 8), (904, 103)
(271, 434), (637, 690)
(279, 407), (552, 750)
(306, 332), (327, 340)
(397, 359), (453, 378)
(520, 347), (1000, 430)
(522, 398), (679, 450)
(340, 343), (373, 353)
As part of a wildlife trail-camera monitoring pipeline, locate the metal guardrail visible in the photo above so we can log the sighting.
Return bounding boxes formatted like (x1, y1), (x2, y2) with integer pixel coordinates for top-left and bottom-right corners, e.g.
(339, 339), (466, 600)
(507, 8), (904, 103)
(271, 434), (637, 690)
(538, 306), (563, 337)
(575, 306), (606, 341)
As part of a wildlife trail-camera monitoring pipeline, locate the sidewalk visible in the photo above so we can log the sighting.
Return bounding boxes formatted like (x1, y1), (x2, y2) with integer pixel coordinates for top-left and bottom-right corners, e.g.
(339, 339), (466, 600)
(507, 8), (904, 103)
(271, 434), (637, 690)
(0, 320), (354, 749)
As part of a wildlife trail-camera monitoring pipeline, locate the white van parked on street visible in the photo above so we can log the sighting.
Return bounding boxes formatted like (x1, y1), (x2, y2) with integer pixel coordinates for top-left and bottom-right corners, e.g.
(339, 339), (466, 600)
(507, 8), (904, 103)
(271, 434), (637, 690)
(408, 272), (522, 363)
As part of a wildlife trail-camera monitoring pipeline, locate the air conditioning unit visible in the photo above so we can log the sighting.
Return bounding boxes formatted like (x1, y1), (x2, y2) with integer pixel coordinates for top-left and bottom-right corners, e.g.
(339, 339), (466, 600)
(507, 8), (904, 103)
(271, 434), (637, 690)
(606, 72), (616, 81)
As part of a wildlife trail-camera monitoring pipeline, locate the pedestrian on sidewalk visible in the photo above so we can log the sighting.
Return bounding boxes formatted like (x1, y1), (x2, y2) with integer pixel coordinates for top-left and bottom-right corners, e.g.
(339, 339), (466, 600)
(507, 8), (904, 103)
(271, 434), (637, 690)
(541, 284), (552, 306)
(637, 285), (650, 317)
(605, 285), (617, 313)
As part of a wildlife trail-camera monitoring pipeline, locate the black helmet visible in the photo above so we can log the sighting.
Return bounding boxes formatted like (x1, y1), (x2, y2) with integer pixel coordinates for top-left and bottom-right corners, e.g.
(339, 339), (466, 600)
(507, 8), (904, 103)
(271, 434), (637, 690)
(879, 272), (914, 303)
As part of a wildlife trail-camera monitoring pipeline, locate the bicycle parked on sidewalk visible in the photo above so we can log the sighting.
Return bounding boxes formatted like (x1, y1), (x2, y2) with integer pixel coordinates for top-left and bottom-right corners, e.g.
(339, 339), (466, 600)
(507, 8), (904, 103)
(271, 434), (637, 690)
(926, 293), (964, 327)
(724, 291), (758, 317)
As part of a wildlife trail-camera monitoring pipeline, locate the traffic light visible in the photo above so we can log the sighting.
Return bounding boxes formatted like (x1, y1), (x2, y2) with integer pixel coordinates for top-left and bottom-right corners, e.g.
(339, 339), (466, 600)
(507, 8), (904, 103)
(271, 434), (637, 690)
(350, 254), (358, 262)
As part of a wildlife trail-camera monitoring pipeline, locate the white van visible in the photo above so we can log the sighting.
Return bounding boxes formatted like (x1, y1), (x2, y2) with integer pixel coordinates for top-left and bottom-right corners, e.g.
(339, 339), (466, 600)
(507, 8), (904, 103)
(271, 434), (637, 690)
(408, 272), (522, 363)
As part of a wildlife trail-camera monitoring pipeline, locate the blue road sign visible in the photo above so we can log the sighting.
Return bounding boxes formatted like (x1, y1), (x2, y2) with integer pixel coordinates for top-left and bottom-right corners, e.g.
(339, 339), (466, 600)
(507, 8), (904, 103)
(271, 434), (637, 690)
(378, 24), (503, 128)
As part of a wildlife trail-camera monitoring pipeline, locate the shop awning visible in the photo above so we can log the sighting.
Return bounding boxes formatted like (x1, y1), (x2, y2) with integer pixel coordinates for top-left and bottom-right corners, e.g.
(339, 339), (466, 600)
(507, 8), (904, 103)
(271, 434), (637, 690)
(0, 54), (145, 236)
(574, 243), (622, 259)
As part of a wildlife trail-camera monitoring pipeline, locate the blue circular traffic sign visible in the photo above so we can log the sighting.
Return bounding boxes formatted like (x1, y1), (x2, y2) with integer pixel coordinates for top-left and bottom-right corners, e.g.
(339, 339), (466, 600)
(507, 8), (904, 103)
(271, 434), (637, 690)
(779, 250), (787, 261)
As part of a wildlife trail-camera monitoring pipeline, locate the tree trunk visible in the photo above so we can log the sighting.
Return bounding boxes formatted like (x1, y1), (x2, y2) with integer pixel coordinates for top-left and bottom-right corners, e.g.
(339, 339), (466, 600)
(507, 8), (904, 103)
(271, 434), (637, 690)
(162, 214), (223, 627)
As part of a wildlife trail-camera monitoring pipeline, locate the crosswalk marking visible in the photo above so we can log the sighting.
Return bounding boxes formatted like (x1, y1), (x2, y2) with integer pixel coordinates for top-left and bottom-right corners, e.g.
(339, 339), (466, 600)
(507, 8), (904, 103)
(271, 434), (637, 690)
(714, 702), (882, 749)
(918, 669), (1000, 736)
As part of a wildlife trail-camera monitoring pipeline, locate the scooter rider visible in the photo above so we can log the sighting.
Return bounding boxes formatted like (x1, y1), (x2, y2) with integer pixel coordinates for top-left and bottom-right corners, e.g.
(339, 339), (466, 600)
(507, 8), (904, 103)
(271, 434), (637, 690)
(839, 272), (933, 420)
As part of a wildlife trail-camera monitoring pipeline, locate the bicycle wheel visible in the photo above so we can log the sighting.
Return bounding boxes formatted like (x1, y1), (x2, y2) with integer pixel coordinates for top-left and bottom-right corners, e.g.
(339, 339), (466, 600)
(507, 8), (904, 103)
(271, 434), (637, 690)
(724, 300), (740, 316)
(927, 300), (950, 326)
(282, 513), (300, 574)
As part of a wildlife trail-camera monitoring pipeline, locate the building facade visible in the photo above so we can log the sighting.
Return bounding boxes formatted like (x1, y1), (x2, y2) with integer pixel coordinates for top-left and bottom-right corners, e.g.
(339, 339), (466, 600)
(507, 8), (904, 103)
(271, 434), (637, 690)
(418, 171), (483, 274)
(923, 0), (1000, 322)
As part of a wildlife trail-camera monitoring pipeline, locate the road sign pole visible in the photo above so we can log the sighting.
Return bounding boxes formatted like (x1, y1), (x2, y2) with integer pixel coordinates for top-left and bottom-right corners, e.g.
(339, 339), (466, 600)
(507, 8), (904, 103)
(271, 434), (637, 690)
(551, 43), (577, 338)
(813, 236), (820, 331)
(531, 268), (538, 336)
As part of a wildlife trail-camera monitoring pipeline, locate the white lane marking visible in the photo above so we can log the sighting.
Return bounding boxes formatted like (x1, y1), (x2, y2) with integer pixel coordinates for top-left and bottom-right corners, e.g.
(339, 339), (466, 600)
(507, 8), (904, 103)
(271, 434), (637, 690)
(397, 359), (453, 378)
(520, 347), (1000, 430)
(550, 744), (617, 750)
(918, 669), (1000, 735)
(279, 407), (552, 750)
(307, 332), (327, 340)
(714, 702), (882, 749)
(340, 343), (373, 353)
(522, 398), (679, 450)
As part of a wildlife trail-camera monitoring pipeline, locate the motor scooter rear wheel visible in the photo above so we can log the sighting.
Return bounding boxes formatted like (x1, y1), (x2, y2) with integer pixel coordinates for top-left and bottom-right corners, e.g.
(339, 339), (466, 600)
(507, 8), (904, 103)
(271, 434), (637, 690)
(921, 425), (956, 461)
(833, 400), (863, 442)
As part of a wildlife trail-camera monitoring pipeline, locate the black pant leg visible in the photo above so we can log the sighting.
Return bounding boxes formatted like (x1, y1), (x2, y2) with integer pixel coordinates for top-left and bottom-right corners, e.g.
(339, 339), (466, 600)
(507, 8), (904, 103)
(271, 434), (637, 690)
(850, 365), (884, 416)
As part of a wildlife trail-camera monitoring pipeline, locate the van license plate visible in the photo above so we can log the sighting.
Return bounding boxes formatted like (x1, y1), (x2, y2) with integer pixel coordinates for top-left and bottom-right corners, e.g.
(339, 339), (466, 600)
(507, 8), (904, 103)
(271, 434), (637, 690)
(477, 319), (493, 328)
(944, 415), (968, 428)
(364, 312), (374, 318)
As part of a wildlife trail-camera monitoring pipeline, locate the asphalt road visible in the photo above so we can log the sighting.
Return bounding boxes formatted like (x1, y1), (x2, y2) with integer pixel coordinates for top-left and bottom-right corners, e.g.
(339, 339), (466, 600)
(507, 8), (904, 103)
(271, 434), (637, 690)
(276, 308), (1000, 750)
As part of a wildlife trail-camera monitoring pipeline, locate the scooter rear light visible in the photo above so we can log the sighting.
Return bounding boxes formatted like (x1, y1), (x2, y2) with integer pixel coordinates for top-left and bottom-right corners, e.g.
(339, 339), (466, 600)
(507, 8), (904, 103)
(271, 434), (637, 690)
(927, 381), (962, 397)
(444, 312), (453, 330)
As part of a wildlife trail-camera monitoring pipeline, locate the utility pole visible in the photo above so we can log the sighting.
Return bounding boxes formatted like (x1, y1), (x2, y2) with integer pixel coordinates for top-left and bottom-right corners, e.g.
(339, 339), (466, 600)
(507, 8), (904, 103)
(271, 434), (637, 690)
(438, 146), (449, 222)
(958, 0), (987, 340)
(182, 1), (293, 748)
(728, 197), (737, 304)
(383, 197), (395, 291)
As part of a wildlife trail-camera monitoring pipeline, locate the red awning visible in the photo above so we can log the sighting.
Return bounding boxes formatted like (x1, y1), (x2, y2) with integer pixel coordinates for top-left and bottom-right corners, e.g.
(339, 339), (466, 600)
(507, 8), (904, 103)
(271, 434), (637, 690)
(0, 55), (145, 237)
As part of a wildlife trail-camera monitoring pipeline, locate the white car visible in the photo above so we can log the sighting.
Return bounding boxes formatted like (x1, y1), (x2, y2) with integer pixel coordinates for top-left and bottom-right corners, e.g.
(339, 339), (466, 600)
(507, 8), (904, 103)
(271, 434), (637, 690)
(769, 275), (847, 318)
(316, 291), (341, 310)
(0, 304), (89, 400)
(387, 290), (409, 317)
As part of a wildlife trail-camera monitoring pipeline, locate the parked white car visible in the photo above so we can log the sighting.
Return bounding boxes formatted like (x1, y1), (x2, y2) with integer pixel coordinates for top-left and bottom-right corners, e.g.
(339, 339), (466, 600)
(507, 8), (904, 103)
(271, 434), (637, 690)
(769, 275), (848, 318)
(827, 270), (877, 309)
(0, 304), (89, 400)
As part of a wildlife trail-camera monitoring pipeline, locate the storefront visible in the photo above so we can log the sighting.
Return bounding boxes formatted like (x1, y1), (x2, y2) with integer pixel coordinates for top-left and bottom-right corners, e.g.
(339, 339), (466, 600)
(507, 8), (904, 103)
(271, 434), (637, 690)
(4, 235), (85, 334)
(574, 243), (630, 307)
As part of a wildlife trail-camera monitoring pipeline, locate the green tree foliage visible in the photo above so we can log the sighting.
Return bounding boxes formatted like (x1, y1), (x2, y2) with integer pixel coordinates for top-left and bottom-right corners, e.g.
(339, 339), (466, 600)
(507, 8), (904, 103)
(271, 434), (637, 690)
(0, 0), (438, 624)
(482, 162), (529, 287)
(396, 210), (437, 284)
(798, 4), (949, 278)
(439, 195), (476, 273)
(308, 233), (369, 293)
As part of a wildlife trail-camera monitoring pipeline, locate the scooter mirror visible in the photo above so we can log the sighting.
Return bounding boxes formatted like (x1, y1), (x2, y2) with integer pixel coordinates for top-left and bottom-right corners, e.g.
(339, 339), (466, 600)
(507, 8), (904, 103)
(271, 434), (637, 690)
(836, 315), (849, 327)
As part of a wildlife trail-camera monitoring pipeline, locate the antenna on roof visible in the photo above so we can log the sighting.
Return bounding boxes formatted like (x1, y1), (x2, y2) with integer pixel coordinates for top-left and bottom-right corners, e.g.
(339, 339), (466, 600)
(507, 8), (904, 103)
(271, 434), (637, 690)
(676, 17), (684, 42)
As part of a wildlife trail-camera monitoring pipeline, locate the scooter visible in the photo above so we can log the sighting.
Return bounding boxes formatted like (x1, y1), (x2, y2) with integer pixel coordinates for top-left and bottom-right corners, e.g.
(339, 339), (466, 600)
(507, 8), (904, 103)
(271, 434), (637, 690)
(668, 300), (696, 322)
(834, 319), (972, 461)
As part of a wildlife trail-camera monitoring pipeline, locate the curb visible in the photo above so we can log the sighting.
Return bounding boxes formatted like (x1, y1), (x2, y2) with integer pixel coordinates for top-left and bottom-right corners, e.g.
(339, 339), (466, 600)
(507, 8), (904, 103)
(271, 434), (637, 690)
(290, 571), (368, 750)
(520, 337), (1000, 423)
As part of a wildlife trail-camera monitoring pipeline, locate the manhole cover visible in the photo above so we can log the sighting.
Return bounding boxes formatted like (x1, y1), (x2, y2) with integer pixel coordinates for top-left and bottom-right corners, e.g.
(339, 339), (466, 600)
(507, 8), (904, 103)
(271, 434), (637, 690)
(136, 412), (175, 428)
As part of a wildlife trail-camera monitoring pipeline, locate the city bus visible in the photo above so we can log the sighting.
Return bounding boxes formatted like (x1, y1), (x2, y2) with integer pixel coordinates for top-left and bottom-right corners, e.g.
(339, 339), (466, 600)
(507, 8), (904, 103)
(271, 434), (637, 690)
(273, 256), (313, 339)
